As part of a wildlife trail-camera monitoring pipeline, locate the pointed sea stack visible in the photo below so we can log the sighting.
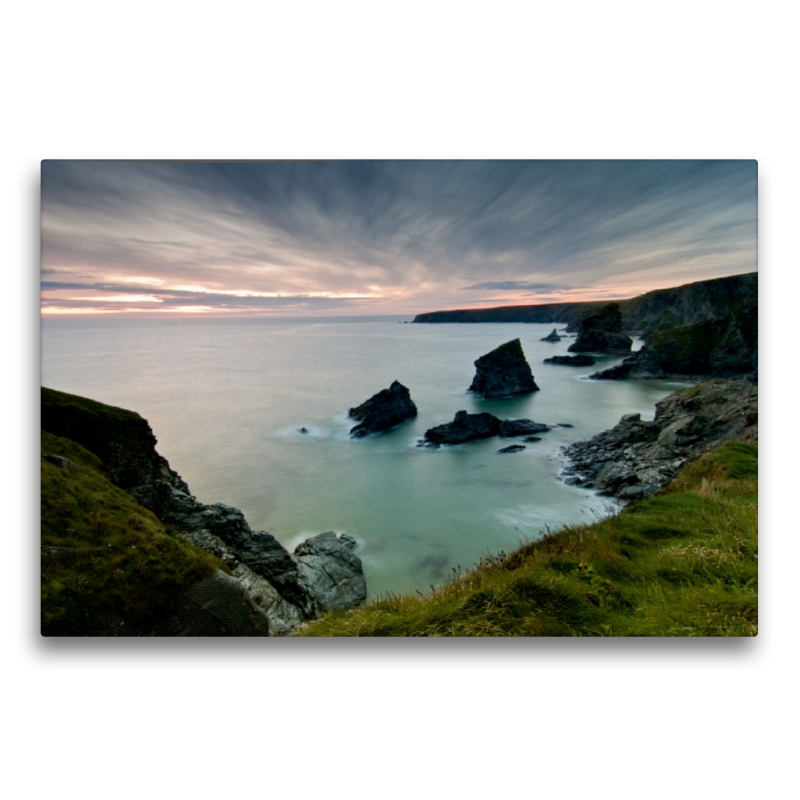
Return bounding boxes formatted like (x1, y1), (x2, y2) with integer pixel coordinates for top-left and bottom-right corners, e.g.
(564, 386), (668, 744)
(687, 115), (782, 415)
(349, 380), (418, 437)
(541, 328), (561, 342)
(568, 303), (632, 355)
(468, 338), (539, 398)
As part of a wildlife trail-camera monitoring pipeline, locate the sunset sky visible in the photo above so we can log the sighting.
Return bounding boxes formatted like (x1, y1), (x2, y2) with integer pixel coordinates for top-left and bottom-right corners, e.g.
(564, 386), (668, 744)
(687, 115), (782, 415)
(41, 160), (757, 317)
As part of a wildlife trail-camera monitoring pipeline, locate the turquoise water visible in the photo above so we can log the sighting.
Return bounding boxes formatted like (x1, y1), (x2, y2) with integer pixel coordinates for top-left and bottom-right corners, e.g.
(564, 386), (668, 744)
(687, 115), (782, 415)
(41, 316), (686, 599)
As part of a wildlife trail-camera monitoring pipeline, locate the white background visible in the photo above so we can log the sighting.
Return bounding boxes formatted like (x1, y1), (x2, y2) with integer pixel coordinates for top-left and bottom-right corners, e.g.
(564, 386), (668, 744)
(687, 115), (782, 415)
(3, 2), (795, 799)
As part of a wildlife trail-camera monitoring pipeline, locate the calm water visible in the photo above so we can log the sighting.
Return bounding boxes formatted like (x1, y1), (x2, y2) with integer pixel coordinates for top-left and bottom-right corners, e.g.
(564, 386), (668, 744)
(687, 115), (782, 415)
(41, 316), (687, 599)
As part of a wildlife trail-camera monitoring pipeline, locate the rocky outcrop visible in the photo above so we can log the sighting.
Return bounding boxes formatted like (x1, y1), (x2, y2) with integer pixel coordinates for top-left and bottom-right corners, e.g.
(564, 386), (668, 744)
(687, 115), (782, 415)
(41, 387), (366, 635)
(568, 303), (632, 355)
(468, 339), (539, 398)
(422, 410), (501, 445)
(561, 380), (758, 503)
(349, 380), (417, 437)
(497, 444), (525, 454)
(591, 298), (757, 382)
(541, 328), (561, 342)
(421, 411), (550, 446)
(543, 355), (596, 366)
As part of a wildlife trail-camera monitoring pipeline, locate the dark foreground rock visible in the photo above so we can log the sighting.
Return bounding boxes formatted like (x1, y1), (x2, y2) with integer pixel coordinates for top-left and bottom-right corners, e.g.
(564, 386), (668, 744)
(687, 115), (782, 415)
(541, 328), (561, 342)
(544, 355), (597, 366)
(591, 297), (757, 382)
(349, 380), (418, 437)
(41, 387), (366, 635)
(468, 339), (539, 398)
(568, 303), (632, 355)
(561, 380), (758, 503)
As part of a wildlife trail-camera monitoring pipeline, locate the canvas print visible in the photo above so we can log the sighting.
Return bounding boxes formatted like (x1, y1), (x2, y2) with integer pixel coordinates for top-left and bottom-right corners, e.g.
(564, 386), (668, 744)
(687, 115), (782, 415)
(40, 160), (758, 636)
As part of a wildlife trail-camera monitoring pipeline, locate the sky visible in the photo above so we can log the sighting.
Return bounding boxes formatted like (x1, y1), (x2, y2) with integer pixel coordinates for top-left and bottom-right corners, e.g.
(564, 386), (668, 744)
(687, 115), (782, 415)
(40, 160), (757, 317)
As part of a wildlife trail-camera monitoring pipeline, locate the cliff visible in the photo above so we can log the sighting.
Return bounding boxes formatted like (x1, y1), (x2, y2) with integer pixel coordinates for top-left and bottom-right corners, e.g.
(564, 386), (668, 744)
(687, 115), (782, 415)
(41, 388), (366, 636)
(591, 296), (757, 381)
(413, 272), (757, 336)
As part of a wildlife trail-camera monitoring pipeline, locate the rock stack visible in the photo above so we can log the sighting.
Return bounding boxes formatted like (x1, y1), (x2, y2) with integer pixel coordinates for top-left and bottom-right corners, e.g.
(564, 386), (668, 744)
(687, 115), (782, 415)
(468, 339), (539, 398)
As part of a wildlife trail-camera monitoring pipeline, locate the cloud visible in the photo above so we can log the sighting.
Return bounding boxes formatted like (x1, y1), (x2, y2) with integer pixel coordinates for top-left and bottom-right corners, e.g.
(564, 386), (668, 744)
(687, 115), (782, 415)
(460, 281), (573, 292)
(40, 160), (757, 314)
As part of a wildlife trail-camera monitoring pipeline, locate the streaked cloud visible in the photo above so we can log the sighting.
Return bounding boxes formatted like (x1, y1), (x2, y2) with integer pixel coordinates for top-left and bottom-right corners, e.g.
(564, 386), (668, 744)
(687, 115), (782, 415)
(41, 160), (757, 315)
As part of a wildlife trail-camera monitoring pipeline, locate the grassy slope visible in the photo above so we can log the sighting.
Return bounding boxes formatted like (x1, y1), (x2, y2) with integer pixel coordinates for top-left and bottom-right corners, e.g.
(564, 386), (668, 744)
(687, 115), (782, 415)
(300, 442), (758, 636)
(41, 430), (227, 636)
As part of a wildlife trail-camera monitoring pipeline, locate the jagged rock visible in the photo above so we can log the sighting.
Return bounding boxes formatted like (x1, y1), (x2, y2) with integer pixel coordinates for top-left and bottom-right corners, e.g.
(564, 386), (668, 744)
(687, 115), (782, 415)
(349, 380), (418, 437)
(541, 328), (561, 342)
(592, 297), (757, 382)
(497, 444), (526, 454)
(544, 355), (597, 366)
(561, 380), (758, 503)
(468, 339), (539, 398)
(295, 532), (367, 612)
(498, 419), (550, 437)
(568, 303), (632, 355)
(422, 410), (501, 446)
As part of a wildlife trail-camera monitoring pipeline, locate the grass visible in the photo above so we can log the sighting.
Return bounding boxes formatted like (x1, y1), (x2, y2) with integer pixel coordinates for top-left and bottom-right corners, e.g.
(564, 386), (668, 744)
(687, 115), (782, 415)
(299, 442), (758, 637)
(41, 430), (227, 636)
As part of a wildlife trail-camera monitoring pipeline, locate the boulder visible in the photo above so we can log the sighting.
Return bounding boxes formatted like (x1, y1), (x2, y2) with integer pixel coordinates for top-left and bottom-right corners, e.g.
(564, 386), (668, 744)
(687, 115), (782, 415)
(541, 328), (561, 342)
(498, 419), (550, 437)
(543, 355), (597, 366)
(295, 532), (367, 612)
(468, 339), (539, 398)
(422, 410), (502, 446)
(349, 380), (418, 437)
(568, 303), (632, 355)
(497, 444), (526, 454)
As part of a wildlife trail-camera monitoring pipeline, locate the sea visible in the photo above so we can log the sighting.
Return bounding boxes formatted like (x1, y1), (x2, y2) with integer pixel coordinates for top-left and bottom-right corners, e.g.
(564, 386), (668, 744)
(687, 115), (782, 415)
(41, 315), (688, 600)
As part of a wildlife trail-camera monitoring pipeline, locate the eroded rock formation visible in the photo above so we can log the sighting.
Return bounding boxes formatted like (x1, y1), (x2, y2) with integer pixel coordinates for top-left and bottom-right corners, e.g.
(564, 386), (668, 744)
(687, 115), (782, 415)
(349, 380), (418, 437)
(468, 339), (539, 398)
(568, 303), (632, 355)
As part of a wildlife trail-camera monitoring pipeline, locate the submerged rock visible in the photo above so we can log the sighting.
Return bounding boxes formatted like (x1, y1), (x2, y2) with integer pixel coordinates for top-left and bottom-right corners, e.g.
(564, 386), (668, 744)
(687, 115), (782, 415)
(568, 303), (632, 355)
(523, 436), (542, 443)
(297, 427), (309, 434)
(349, 380), (418, 437)
(497, 444), (526, 454)
(468, 339), (539, 398)
(543, 354), (597, 366)
(541, 328), (561, 342)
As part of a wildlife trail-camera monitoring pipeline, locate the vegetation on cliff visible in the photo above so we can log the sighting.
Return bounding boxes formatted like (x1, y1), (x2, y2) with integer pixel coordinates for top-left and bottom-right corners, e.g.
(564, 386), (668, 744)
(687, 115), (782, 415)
(299, 442), (758, 636)
(41, 429), (227, 636)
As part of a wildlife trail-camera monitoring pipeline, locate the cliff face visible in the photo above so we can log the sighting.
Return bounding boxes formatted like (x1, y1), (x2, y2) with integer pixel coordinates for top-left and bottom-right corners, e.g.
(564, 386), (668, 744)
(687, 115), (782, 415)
(41, 388), (366, 635)
(616, 272), (758, 335)
(592, 296), (757, 381)
(413, 272), (757, 336)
